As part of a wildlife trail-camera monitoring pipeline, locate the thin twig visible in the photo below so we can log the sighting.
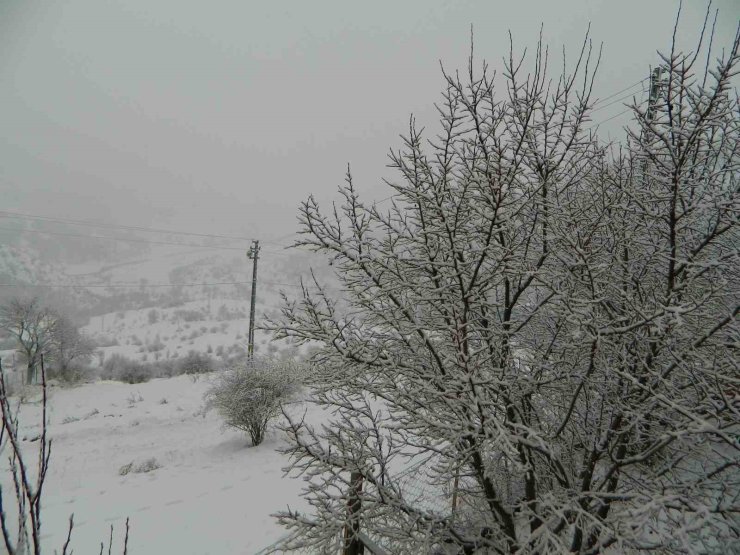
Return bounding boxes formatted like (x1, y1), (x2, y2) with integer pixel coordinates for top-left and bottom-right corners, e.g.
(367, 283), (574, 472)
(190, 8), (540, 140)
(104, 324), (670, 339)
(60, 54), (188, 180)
(61, 513), (74, 555)
(123, 518), (130, 555)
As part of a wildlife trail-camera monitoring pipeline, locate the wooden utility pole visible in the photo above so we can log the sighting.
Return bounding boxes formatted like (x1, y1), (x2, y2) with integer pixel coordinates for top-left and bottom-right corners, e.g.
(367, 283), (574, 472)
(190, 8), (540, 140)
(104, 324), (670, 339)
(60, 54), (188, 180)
(247, 240), (260, 359)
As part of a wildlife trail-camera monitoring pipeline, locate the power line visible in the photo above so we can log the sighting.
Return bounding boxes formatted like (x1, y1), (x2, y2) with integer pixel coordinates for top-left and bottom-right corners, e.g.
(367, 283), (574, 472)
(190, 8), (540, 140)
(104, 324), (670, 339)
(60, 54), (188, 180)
(591, 90), (645, 113)
(592, 77), (648, 107)
(263, 231), (298, 247)
(586, 89), (648, 131)
(0, 226), (244, 251)
(0, 227), (290, 255)
(586, 107), (637, 129)
(0, 210), (297, 249)
(0, 210), (294, 250)
(0, 279), (302, 289)
(0, 210), (255, 244)
(374, 195), (396, 206)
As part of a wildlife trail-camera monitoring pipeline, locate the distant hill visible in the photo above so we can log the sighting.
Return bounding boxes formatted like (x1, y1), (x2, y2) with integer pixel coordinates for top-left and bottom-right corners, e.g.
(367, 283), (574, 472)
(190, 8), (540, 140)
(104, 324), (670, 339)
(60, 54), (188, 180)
(0, 240), (338, 322)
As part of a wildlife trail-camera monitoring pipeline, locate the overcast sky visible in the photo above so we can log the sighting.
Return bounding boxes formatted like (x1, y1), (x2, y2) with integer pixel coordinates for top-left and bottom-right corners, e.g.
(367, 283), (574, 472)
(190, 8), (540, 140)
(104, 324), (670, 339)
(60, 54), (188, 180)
(1, 0), (738, 242)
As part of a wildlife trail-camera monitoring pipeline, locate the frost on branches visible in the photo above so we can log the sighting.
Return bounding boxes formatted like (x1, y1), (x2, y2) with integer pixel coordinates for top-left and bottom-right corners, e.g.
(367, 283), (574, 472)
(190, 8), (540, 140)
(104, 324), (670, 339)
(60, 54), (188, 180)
(265, 26), (740, 555)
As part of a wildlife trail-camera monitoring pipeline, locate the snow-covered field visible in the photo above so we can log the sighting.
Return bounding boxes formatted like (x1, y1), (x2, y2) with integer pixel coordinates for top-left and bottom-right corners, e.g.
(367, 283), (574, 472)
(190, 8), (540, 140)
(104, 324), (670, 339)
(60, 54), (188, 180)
(0, 375), (319, 554)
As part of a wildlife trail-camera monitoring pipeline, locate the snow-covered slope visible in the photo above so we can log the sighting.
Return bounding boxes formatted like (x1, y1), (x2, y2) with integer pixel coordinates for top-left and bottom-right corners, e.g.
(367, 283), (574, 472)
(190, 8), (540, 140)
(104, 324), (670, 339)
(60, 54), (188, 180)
(0, 245), (67, 286)
(82, 297), (302, 366)
(1, 375), (321, 554)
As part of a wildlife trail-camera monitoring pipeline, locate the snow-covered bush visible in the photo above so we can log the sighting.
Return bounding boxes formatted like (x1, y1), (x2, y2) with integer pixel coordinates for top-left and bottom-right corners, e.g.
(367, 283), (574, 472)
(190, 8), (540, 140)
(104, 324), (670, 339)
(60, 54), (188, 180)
(101, 353), (152, 384)
(174, 309), (202, 322)
(149, 359), (177, 378)
(146, 339), (166, 353)
(95, 335), (119, 348)
(48, 361), (96, 385)
(205, 359), (298, 446)
(177, 350), (215, 378)
(147, 308), (159, 324)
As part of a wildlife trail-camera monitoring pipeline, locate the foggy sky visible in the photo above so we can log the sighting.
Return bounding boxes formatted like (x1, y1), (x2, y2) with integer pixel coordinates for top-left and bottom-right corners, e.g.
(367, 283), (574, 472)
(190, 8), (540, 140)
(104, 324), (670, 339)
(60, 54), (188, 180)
(1, 0), (738, 242)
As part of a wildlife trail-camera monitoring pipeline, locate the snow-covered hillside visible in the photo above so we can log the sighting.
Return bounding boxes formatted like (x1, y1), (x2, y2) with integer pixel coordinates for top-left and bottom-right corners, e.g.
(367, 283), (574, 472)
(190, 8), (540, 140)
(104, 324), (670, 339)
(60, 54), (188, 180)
(0, 375), (321, 554)
(0, 242), (332, 318)
(0, 245), (65, 285)
(82, 297), (303, 366)
(0, 241), (342, 554)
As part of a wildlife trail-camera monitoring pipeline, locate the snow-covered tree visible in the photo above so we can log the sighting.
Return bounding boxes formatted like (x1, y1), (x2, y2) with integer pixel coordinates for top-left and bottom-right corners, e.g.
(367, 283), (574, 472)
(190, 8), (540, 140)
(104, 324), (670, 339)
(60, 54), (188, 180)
(49, 315), (96, 382)
(0, 297), (57, 385)
(265, 22), (739, 555)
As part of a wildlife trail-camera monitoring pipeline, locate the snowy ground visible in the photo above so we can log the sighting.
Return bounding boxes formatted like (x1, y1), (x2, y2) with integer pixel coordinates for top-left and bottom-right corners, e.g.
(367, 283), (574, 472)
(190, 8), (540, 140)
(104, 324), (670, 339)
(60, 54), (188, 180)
(0, 375), (319, 554)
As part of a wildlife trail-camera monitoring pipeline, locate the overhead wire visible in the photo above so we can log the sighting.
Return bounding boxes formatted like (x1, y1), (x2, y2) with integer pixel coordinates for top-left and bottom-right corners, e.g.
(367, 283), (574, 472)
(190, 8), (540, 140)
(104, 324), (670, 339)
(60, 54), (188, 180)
(589, 107), (636, 127)
(591, 77), (648, 107)
(0, 226), (291, 255)
(586, 87), (648, 130)
(0, 211), (295, 250)
(591, 90), (645, 113)
(0, 210), (255, 243)
(0, 280), (302, 289)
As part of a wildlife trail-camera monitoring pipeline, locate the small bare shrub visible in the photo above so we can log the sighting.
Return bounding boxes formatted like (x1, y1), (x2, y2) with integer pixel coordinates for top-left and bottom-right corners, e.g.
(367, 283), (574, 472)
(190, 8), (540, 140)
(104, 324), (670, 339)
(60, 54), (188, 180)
(118, 462), (133, 476)
(126, 392), (144, 405)
(118, 457), (161, 476)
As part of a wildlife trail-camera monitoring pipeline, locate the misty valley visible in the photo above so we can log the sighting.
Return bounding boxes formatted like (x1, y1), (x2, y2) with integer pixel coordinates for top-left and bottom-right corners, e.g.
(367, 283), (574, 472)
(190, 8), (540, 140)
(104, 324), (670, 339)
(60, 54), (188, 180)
(1, 2), (738, 554)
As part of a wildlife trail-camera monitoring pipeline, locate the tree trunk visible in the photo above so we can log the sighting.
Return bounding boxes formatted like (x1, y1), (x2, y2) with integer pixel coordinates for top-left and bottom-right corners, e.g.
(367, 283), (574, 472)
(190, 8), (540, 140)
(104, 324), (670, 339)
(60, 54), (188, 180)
(343, 471), (364, 555)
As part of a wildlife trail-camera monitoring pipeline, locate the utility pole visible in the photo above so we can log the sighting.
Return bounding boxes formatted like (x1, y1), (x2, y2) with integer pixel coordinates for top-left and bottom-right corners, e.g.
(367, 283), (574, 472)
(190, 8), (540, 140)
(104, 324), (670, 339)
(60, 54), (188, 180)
(642, 66), (665, 180)
(247, 240), (260, 359)
(646, 66), (664, 126)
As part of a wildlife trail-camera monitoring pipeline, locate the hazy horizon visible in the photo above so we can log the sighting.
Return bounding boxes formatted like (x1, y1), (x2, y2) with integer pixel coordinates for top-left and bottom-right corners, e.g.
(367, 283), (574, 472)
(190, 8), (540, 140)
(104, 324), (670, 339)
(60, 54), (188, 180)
(2, 0), (738, 243)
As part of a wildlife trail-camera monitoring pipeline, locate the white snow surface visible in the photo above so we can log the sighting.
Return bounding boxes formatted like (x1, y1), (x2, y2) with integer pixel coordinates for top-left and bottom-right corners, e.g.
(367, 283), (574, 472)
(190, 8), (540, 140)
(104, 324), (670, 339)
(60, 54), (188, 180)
(0, 375), (319, 554)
